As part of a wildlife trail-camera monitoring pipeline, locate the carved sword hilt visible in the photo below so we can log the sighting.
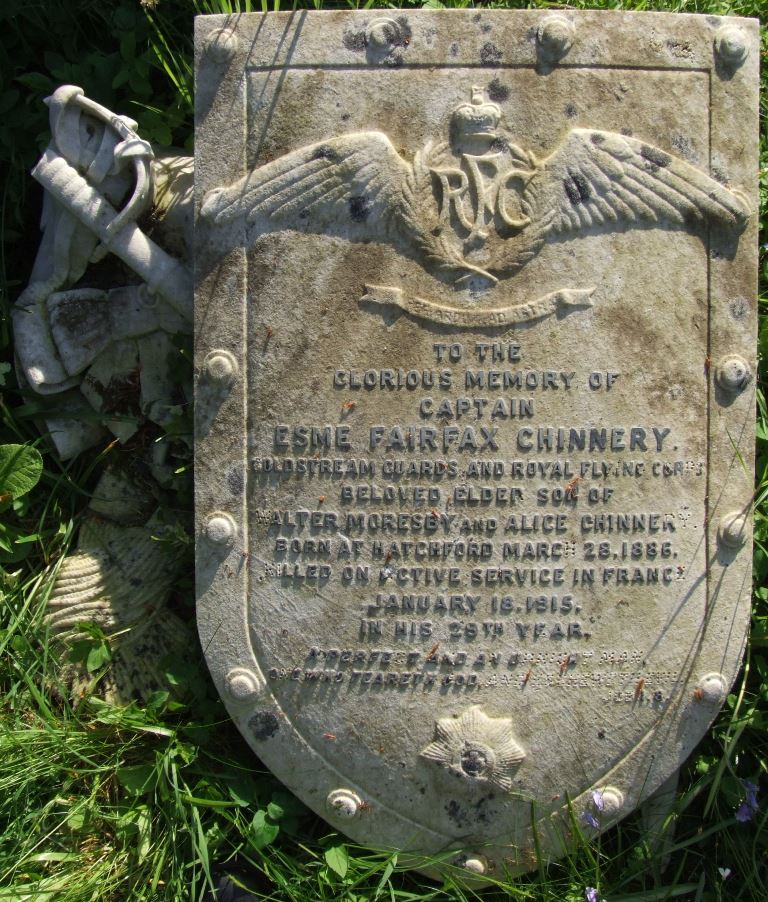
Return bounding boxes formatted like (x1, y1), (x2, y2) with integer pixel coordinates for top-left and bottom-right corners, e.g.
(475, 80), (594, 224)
(45, 86), (155, 244)
(31, 149), (191, 320)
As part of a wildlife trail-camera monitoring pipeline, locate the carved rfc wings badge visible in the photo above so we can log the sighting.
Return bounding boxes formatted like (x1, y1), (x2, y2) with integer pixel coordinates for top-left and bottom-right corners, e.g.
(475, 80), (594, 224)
(201, 86), (749, 324)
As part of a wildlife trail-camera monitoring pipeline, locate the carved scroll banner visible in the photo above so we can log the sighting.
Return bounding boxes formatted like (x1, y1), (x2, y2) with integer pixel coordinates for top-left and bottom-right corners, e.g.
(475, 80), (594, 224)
(195, 11), (758, 881)
(360, 285), (596, 327)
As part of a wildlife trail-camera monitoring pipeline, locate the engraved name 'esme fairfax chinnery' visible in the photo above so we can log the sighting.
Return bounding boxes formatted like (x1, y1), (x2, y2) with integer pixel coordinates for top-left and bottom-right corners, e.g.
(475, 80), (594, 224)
(196, 10), (757, 880)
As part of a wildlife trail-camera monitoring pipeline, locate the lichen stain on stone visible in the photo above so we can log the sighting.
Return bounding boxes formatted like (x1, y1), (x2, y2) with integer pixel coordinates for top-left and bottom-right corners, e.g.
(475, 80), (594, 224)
(563, 174), (590, 206)
(729, 298), (748, 321)
(604, 298), (666, 366)
(640, 144), (671, 171)
(342, 29), (366, 52)
(227, 466), (244, 495)
(475, 794), (495, 825)
(349, 195), (372, 223)
(445, 799), (469, 827)
(480, 43), (502, 65)
(50, 295), (105, 349)
(445, 795), (495, 828)
(665, 39), (693, 60)
(671, 134), (696, 163)
(312, 145), (342, 165)
(487, 78), (509, 103)
(249, 711), (280, 740)
(395, 16), (412, 44)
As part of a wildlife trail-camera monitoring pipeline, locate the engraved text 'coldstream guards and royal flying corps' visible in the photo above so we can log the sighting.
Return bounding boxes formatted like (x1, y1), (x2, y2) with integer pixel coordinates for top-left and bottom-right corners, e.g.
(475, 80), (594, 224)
(201, 86), (749, 326)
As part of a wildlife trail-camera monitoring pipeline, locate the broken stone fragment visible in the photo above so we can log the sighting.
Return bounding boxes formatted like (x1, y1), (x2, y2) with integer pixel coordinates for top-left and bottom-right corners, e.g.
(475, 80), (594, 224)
(88, 468), (157, 525)
(45, 517), (190, 704)
(42, 390), (107, 460)
(80, 341), (141, 443)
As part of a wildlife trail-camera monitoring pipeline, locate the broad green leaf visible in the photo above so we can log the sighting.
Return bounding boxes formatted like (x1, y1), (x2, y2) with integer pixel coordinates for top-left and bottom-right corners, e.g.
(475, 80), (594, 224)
(74, 621), (108, 640)
(65, 811), (87, 831)
(116, 764), (157, 796)
(0, 444), (43, 499)
(29, 852), (79, 863)
(0, 523), (33, 562)
(86, 641), (112, 673)
(135, 805), (152, 859)
(227, 774), (260, 807)
(267, 800), (284, 821)
(324, 844), (349, 878)
(247, 809), (279, 850)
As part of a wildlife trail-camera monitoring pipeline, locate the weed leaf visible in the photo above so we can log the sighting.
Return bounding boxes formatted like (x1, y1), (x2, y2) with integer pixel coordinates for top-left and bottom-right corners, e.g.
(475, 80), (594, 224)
(247, 810), (279, 850)
(266, 800), (284, 821)
(116, 764), (157, 797)
(86, 641), (112, 673)
(0, 444), (43, 499)
(324, 844), (349, 878)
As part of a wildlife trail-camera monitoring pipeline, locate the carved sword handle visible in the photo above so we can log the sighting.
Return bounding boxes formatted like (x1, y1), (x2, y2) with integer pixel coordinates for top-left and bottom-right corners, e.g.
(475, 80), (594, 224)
(31, 148), (192, 321)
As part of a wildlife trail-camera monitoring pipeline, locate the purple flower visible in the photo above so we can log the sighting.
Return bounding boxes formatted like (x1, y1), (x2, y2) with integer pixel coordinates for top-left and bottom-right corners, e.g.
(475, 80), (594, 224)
(735, 801), (754, 823)
(735, 779), (759, 822)
(581, 812), (600, 829)
(585, 889), (600, 902)
(592, 789), (605, 811)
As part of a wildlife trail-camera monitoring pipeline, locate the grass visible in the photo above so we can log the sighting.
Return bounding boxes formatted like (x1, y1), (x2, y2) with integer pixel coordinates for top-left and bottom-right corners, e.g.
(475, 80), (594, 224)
(1, 0), (767, 899)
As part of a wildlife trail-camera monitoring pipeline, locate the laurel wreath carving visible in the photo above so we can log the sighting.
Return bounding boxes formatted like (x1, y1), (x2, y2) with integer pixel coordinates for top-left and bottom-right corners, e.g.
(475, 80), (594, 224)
(400, 143), (459, 275)
(397, 138), (555, 285)
(399, 141), (496, 284)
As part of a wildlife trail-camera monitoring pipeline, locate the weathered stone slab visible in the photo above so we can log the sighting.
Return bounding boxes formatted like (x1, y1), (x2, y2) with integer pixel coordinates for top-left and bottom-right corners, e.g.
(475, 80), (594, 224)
(195, 10), (758, 879)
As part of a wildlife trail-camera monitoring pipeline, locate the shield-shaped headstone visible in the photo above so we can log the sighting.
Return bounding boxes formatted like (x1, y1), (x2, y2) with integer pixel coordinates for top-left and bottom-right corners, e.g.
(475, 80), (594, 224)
(195, 10), (757, 878)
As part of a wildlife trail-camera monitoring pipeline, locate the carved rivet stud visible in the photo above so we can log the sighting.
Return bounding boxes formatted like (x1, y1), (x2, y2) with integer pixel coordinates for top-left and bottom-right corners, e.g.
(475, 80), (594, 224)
(714, 25), (748, 68)
(537, 15), (575, 61)
(203, 350), (238, 387)
(204, 512), (237, 546)
(204, 27), (239, 63)
(225, 667), (264, 702)
(715, 354), (751, 393)
(598, 786), (625, 815)
(461, 855), (488, 876)
(696, 672), (727, 704)
(718, 511), (748, 549)
(326, 788), (363, 818)
(366, 18), (400, 51)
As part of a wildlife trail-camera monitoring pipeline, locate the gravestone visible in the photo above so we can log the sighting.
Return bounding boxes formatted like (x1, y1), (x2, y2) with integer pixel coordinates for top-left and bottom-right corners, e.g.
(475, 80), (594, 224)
(195, 10), (758, 878)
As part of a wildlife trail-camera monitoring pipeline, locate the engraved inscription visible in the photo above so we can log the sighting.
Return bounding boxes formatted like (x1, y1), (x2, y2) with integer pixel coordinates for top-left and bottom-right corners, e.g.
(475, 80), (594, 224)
(253, 339), (701, 698)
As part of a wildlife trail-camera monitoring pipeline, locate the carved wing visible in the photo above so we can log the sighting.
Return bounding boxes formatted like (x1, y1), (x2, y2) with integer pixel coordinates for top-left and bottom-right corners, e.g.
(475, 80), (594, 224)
(200, 132), (412, 235)
(523, 129), (750, 238)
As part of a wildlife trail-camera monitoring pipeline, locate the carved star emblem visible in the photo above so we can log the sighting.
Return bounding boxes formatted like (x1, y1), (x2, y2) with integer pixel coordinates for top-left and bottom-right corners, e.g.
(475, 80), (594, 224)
(420, 705), (525, 791)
